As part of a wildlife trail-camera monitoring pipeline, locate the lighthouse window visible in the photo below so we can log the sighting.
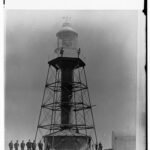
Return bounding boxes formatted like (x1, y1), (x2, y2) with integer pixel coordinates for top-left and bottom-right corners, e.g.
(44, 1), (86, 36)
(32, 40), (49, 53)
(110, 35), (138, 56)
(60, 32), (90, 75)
(62, 39), (72, 48)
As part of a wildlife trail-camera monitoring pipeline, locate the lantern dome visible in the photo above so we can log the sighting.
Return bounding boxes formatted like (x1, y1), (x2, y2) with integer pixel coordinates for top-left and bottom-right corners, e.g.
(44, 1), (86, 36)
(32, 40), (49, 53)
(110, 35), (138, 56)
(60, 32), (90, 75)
(56, 22), (78, 39)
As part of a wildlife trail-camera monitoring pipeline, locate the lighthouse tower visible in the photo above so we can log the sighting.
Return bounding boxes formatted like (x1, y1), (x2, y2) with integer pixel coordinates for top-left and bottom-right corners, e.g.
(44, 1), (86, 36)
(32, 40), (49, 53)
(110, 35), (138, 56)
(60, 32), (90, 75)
(35, 20), (98, 150)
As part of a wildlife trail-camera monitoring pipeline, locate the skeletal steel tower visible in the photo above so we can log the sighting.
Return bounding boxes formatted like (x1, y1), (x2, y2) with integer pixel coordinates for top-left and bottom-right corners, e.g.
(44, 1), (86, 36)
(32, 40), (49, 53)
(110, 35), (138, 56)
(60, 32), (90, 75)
(35, 20), (98, 150)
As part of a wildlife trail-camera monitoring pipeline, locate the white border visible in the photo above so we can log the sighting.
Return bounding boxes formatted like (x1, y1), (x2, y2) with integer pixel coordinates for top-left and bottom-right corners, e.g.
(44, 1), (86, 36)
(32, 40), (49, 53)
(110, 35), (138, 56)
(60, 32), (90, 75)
(5, 0), (143, 9)
(0, 3), (4, 150)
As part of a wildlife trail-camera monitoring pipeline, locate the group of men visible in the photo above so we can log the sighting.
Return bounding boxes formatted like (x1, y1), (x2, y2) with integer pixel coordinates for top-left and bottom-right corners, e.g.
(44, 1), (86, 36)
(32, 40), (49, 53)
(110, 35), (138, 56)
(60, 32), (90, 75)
(9, 140), (43, 150)
(9, 140), (102, 150)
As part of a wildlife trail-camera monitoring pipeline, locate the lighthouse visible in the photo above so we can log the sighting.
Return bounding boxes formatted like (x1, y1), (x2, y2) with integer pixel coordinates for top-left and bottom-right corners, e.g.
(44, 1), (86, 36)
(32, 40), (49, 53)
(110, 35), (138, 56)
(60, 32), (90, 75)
(35, 19), (98, 150)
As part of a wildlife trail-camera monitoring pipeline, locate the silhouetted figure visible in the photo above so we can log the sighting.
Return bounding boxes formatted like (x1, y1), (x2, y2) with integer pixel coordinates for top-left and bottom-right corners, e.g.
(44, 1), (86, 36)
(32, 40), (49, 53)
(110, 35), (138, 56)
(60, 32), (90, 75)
(26, 139), (32, 150)
(60, 48), (64, 57)
(99, 142), (103, 150)
(46, 142), (50, 150)
(14, 140), (19, 150)
(20, 140), (25, 150)
(88, 138), (91, 148)
(8, 141), (13, 150)
(32, 140), (36, 150)
(77, 48), (81, 58)
(95, 143), (98, 150)
(38, 140), (43, 150)
(92, 144), (94, 150)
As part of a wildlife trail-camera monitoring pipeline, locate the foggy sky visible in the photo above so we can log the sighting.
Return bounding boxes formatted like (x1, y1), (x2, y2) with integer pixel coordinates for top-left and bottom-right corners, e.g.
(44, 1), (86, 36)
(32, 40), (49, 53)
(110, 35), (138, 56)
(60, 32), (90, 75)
(5, 10), (138, 149)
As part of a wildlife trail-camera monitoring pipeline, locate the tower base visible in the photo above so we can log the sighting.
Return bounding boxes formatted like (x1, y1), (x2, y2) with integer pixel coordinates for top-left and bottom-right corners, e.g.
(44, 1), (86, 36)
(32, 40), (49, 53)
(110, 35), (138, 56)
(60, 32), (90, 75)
(44, 130), (91, 150)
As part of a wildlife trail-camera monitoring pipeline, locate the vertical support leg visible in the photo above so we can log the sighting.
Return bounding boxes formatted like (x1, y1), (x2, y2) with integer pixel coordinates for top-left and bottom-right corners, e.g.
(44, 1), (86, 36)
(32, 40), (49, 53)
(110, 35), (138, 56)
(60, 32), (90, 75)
(35, 65), (51, 142)
(83, 67), (98, 145)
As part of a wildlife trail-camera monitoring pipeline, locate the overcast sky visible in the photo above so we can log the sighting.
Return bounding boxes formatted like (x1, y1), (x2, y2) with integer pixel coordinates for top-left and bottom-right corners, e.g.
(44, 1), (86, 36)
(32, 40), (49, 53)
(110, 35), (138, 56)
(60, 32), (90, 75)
(5, 10), (138, 149)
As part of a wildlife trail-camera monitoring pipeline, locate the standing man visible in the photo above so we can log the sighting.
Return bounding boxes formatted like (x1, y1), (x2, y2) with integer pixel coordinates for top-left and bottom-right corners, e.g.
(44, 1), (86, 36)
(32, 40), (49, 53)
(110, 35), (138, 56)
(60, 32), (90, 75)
(46, 142), (50, 150)
(88, 138), (91, 148)
(38, 141), (43, 150)
(32, 140), (36, 150)
(99, 142), (103, 150)
(14, 140), (19, 150)
(95, 143), (98, 150)
(26, 139), (32, 150)
(20, 140), (25, 150)
(8, 141), (13, 150)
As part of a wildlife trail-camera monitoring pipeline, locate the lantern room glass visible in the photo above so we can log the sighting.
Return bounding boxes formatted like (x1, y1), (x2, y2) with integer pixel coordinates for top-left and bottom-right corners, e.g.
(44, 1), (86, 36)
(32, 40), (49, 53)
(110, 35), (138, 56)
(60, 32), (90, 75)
(56, 23), (78, 57)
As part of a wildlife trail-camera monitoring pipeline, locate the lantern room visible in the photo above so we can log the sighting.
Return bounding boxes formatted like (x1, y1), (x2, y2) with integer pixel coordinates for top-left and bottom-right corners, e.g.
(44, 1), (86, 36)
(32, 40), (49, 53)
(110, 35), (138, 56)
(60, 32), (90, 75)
(55, 22), (78, 57)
